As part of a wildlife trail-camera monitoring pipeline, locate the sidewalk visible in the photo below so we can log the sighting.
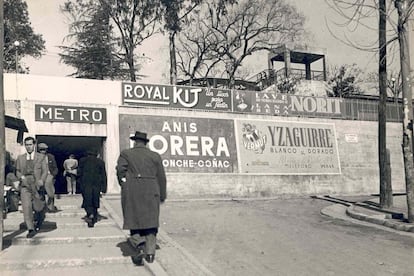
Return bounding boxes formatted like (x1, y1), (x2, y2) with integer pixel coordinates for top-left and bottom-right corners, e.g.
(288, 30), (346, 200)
(320, 194), (414, 233)
(1, 194), (155, 276)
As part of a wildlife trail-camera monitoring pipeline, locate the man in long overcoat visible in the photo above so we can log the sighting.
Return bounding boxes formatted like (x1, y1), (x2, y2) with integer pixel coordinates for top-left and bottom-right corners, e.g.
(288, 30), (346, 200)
(116, 131), (167, 265)
(78, 150), (107, 227)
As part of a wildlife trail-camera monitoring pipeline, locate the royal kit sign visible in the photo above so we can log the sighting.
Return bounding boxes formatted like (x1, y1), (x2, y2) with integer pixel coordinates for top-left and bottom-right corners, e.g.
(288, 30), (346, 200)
(35, 104), (107, 124)
(122, 82), (231, 111)
(119, 114), (238, 173)
(236, 119), (341, 174)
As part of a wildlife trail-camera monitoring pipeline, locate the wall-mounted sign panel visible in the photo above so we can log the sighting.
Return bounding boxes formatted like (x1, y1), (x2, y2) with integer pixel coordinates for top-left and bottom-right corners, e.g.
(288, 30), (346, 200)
(35, 104), (107, 124)
(122, 82), (231, 112)
(232, 91), (342, 117)
(119, 114), (238, 173)
(236, 119), (341, 174)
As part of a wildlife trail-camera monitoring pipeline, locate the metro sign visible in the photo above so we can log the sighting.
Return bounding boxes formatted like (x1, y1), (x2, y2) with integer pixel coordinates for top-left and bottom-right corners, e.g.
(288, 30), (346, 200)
(35, 104), (107, 124)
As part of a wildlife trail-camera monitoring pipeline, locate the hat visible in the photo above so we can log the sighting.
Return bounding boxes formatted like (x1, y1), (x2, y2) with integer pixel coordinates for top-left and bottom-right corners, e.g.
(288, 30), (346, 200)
(38, 143), (48, 149)
(86, 150), (97, 155)
(130, 131), (149, 142)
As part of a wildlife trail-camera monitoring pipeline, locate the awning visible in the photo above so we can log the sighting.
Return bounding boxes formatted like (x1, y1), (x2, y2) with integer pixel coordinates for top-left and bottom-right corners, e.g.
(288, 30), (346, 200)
(5, 115), (28, 144)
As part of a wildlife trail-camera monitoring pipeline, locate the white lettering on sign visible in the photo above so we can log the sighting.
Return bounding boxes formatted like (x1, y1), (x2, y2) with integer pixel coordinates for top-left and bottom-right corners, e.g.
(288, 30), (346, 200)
(173, 87), (202, 107)
(149, 135), (230, 157)
(161, 121), (197, 133)
(290, 96), (342, 114)
(123, 84), (170, 105)
(36, 105), (106, 124)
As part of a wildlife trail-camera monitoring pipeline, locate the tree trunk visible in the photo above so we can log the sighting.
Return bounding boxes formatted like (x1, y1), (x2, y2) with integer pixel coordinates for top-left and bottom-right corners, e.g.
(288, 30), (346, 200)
(0, 0), (6, 251)
(379, 0), (393, 208)
(396, 0), (414, 222)
(169, 32), (177, 85)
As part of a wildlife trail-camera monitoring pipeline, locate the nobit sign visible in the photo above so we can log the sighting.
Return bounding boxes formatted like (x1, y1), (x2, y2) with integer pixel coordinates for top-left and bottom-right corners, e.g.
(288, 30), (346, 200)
(35, 104), (107, 124)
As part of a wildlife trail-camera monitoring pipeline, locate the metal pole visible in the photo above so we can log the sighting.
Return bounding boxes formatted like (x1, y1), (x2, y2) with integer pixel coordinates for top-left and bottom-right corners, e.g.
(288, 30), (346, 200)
(0, 0), (6, 251)
(396, 0), (414, 222)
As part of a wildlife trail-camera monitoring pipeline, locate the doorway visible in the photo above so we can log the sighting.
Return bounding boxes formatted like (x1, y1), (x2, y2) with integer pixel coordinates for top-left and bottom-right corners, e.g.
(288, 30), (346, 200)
(36, 135), (105, 194)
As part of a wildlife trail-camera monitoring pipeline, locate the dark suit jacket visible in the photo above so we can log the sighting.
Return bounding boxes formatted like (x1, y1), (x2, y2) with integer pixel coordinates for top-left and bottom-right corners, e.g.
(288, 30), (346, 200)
(45, 153), (58, 177)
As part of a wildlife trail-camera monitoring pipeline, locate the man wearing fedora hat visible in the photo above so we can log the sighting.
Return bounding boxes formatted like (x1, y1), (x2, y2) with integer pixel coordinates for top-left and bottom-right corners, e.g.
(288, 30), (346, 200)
(38, 142), (59, 212)
(116, 131), (167, 265)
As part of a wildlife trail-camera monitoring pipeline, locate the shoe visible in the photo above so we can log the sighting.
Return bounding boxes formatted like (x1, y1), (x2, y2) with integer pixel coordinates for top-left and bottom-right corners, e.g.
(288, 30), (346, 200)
(48, 206), (59, 213)
(26, 230), (37, 238)
(145, 254), (155, 263)
(86, 215), (95, 227)
(131, 254), (144, 266)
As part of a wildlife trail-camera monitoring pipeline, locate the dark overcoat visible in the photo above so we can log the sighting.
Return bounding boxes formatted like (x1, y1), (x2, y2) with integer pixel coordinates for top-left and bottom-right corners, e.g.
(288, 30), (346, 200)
(78, 155), (107, 209)
(116, 144), (167, 230)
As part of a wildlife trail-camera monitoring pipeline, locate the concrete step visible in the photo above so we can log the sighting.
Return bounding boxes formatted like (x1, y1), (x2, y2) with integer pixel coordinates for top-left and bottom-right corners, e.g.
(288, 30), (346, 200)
(3, 217), (117, 232)
(0, 242), (147, 271)
(6, 209), (110, 219)
(1, 263), (152, 276)
(4, 225), (126, 245)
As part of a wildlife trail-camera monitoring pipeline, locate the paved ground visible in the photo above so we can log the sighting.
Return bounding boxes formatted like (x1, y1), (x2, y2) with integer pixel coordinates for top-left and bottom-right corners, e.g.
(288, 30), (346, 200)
(2, 194), (414, 275)
(106, 195), (414, 276)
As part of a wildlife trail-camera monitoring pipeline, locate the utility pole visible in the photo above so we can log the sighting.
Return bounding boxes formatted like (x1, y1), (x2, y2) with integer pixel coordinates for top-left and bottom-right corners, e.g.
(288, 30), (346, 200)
(379, 0), (393, 208)
(396, 0), (414, 222)
(0, 0), (6, 251)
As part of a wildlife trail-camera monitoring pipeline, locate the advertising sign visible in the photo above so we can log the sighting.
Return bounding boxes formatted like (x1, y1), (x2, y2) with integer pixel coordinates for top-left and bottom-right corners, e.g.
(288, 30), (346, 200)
(236, 119), (341, 174)
(35, 104), (107, 124)
(122, 82), (231, 112)
(119, 114), (238, 173)
(232, 91), (342, 117)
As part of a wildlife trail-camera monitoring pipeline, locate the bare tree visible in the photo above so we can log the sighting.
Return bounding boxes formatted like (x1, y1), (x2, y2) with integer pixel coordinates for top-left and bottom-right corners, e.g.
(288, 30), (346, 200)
(395, 0), (414, 222)
(176, 0), (308, 88)
(98, 0), (161, 82)
(327, 0), (414, 219)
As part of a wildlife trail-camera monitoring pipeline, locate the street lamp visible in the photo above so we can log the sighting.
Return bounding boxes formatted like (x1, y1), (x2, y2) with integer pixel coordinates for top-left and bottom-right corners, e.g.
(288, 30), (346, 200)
(13, 40), (19, 73)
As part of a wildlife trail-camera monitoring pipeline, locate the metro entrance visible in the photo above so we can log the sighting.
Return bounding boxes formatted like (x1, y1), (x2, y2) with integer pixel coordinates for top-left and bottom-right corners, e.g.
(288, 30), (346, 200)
(35, 135), (105, 194)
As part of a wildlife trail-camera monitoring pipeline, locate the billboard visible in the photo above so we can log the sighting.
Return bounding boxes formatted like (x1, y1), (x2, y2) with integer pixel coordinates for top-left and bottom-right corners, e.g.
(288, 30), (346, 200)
(232, 91), (342, 117)
(122, 82), (231, 112)
(119, 114), (238, 173)
(236, 119), (341, 174)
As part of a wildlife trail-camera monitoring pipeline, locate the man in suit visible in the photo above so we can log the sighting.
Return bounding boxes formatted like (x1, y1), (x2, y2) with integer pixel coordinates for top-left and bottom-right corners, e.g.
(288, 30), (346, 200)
(37, 143), (59, 212)
(78, 150), (107, 228)
(15, 137), (48, 238)
(116, 131), (167, 265)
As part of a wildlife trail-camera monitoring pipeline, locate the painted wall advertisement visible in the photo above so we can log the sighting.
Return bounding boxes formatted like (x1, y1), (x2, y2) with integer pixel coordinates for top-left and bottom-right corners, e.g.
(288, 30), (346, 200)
(119, 114), (238, 173)
(122, 82), (231, 112)
(233, 91), (342, 117)
(236, 119), (341, 174)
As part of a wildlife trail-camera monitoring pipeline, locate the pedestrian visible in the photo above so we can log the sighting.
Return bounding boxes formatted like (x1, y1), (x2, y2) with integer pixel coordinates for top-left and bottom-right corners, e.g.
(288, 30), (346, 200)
(116, 131), (167, 265)
(63, 153), (78, 194)
(37, 143), (59, 212)
(78, 150), (107, 228)
(15, 136), (48, 238)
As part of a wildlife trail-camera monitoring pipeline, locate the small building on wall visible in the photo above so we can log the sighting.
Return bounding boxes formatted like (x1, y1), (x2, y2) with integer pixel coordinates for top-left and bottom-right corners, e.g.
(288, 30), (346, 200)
(4, 73), (406, 198)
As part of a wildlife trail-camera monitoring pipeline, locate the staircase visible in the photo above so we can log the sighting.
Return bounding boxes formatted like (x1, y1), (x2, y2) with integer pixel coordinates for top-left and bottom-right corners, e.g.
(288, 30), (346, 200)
(1, 195), (152, 275)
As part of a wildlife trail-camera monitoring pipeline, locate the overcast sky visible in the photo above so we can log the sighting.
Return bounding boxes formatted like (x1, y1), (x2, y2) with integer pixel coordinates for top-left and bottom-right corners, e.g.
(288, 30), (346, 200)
(23, 0), (383, 84)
